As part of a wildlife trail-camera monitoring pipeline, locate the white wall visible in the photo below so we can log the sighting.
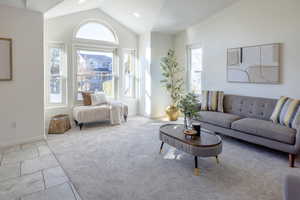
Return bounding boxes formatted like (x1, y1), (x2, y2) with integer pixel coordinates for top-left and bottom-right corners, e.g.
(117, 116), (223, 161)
(138, 32), (175, 118)
(138, 32), (151, 117)
(0, 5), (44, 148)
(45, 8), (138, 130)
(150, 32), (174, 118)
(174, 32), (188, 90)
(175, 0), (300, 99)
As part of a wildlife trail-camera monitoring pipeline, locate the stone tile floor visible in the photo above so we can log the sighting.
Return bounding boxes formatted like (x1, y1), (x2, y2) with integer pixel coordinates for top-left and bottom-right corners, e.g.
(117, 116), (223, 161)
(0, 140), (81, 200)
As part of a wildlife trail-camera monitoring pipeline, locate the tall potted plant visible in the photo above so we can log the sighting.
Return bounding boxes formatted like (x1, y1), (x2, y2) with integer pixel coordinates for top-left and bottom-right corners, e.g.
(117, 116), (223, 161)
(160, 49), (184, 121)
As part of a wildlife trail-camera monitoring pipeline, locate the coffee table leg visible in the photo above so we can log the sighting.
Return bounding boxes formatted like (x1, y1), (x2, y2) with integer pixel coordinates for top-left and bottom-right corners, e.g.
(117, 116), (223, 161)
(159, 142), (164, 154)
(194, 156), (200, 176)
(215, 156), (220, 164)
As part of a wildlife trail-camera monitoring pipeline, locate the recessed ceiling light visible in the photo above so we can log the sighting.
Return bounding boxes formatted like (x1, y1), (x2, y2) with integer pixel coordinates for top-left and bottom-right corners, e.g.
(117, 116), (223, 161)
(133, 12), (140, 18)
(78, 0), (86, 4)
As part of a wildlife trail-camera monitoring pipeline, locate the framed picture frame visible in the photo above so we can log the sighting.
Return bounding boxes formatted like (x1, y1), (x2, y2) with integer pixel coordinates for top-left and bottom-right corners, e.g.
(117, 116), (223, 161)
(0, 38), (12, 81)
(227, 43), (280, 84)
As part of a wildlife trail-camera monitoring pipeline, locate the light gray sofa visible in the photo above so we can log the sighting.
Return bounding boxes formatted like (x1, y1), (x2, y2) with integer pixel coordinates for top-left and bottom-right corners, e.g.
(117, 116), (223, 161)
(196, 94), (300, 167)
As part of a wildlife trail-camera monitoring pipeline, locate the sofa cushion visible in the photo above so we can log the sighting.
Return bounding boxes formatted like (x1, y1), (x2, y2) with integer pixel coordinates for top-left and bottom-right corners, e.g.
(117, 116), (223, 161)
(231, 118), (296, 145)
(198, 111), (241, 128)
(223, 95), (277, 121)
(73, 105), (110, 123)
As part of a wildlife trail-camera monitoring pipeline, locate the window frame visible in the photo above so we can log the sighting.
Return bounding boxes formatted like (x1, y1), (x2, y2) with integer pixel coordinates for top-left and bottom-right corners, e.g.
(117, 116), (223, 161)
(46, 42), (67, 107)
(72, 44), (118, 104)
(123, 49), (137, 99)
(73, 19), (119, 46)
(187, 44), (203, 95)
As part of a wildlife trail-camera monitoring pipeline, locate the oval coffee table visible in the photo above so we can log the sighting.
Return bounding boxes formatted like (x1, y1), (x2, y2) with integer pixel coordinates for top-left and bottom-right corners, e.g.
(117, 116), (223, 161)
(159, 124), (222, 176)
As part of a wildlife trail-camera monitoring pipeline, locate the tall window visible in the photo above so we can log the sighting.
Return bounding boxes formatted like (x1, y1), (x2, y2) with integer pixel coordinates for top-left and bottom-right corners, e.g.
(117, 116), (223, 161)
(75, 48), (114, 100)
(47, 44), (67, 105)
(188, 47), (203, 94)
(75, 22), (118, 44)
(123, 49), (136, 98)
(74, 21), (118, 101)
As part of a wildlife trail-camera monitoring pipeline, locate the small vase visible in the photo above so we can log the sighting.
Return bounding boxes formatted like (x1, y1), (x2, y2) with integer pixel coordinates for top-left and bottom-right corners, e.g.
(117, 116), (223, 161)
(166, 105), (180, 121)
(184, 115), (193, 130)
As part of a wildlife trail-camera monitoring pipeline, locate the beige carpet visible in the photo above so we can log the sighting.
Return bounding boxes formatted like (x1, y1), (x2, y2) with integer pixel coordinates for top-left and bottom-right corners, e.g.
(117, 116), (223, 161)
(47, 117), (300, 200)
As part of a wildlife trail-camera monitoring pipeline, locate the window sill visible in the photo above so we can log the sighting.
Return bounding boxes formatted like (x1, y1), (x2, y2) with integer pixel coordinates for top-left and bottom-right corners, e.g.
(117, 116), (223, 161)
(45, 105), (69, 110)
(123, 97), (137, 100)
(121, 97), (138, 102)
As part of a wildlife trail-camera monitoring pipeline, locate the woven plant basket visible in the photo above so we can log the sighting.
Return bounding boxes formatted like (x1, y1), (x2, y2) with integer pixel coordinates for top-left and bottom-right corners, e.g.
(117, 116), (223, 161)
(48, 114), (71, 134)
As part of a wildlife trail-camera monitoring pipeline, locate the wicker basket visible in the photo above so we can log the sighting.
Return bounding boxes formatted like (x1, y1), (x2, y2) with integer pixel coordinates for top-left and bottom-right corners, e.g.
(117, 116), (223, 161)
(48, 114), (71, 134)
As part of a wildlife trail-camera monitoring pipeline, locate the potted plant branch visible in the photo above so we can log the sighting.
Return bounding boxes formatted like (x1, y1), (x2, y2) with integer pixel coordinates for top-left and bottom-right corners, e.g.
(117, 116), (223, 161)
(160, 49), (184, 121)
(178, 93), (200, 129)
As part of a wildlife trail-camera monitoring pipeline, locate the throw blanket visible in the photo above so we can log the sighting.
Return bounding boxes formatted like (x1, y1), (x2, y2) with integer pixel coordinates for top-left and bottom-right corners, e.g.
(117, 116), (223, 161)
(109, 101), (128, 125)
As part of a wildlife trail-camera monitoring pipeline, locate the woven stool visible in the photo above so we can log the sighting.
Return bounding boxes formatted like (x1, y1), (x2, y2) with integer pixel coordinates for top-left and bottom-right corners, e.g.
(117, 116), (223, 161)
(48, 114), (71, 134)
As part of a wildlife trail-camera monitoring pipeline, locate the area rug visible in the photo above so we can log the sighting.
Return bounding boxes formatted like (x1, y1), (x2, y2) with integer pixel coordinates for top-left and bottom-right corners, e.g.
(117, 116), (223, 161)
(47, 117), (300, 200)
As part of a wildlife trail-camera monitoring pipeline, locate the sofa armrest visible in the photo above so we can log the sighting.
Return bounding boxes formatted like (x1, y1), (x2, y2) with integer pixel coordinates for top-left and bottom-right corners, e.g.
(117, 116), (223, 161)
(294, 127), (300, 154)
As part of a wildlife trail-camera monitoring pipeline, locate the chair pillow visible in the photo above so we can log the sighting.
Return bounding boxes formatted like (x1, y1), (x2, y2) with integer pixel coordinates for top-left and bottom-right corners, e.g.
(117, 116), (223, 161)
(270, 96), (300, 128)
(81, 92), (92, 106)
(201, 90), (224, 112)
(91, 92), (108, 106)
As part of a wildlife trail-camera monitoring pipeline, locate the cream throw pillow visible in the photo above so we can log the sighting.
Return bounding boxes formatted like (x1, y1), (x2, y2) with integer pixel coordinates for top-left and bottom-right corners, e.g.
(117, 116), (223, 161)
(270, 96), (300, 128)
(90, 92), (108, 106)
(201, 90), (224, 112)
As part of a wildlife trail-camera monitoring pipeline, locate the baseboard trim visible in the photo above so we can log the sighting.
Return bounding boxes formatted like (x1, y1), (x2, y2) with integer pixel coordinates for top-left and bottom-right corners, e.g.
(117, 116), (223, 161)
(0, 134), (46, 149)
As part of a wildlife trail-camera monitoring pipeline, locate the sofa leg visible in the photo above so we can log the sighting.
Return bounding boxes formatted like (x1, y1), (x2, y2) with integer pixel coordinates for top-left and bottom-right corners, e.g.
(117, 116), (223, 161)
(79, 123), (83, 130)
(289, 154), (295, 168)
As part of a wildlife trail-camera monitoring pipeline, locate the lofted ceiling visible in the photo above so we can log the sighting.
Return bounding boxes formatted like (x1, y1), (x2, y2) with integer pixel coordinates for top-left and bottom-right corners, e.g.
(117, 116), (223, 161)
(153, 0), (238, 33)
(98, 0), (164, 34)
(0, 0), (64, 12)
(0, 0), (239, 34)
(44, 0), (105, 19)
(0, 0), (26, 9)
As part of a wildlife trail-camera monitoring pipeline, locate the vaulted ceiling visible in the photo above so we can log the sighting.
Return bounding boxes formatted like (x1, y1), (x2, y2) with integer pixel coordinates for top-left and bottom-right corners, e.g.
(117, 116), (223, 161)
(0, 0), (64, 12)
(0, 0), (239, 34)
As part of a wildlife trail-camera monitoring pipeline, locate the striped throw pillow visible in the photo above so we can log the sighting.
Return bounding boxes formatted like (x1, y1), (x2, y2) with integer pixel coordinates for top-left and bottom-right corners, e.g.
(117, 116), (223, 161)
(270, 96), (300, 128)
(201, 90), (224, 112)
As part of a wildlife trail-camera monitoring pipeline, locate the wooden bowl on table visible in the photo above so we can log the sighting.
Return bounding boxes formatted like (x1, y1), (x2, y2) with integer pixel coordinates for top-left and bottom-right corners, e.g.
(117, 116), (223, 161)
(184, 129), (198, 139)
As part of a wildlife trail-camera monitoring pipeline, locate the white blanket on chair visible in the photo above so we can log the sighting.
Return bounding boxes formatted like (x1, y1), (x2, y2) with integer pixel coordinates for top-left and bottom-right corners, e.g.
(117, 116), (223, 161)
(109, 101), (125, 125)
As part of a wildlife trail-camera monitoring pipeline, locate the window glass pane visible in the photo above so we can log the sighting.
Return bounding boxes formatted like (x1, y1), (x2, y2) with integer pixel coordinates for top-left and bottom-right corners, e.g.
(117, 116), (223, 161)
(76, 23), (116, 43)
(124, 51), (135, 97)
(49, 47), (64, 104)
(191, 48), (202, 94)
(50, 47), (62, 75)
(76, 50), (113, 99)
(49, 76), (62, 103)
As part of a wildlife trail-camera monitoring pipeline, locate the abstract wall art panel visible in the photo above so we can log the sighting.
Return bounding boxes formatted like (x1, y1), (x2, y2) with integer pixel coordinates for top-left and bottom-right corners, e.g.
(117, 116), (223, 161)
(227, 43), (280, 84)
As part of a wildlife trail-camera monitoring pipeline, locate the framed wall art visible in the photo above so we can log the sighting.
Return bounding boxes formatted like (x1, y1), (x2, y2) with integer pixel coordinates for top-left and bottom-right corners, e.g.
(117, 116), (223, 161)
(227, 43), (280, 84)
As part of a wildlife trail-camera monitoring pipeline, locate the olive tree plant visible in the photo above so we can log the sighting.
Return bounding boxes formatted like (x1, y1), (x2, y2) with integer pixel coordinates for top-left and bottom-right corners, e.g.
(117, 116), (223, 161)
(160, 49), (184, 106)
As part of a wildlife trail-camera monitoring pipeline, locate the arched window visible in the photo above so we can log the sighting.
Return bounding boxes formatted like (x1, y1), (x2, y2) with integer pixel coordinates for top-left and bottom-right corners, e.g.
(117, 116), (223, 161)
(75, 22), (118, 44)
(74, 21), (119, 100)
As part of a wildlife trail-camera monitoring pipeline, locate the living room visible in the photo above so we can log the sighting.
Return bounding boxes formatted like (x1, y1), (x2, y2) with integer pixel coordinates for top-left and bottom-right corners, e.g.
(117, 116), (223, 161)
(0, 0), (299, 199)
